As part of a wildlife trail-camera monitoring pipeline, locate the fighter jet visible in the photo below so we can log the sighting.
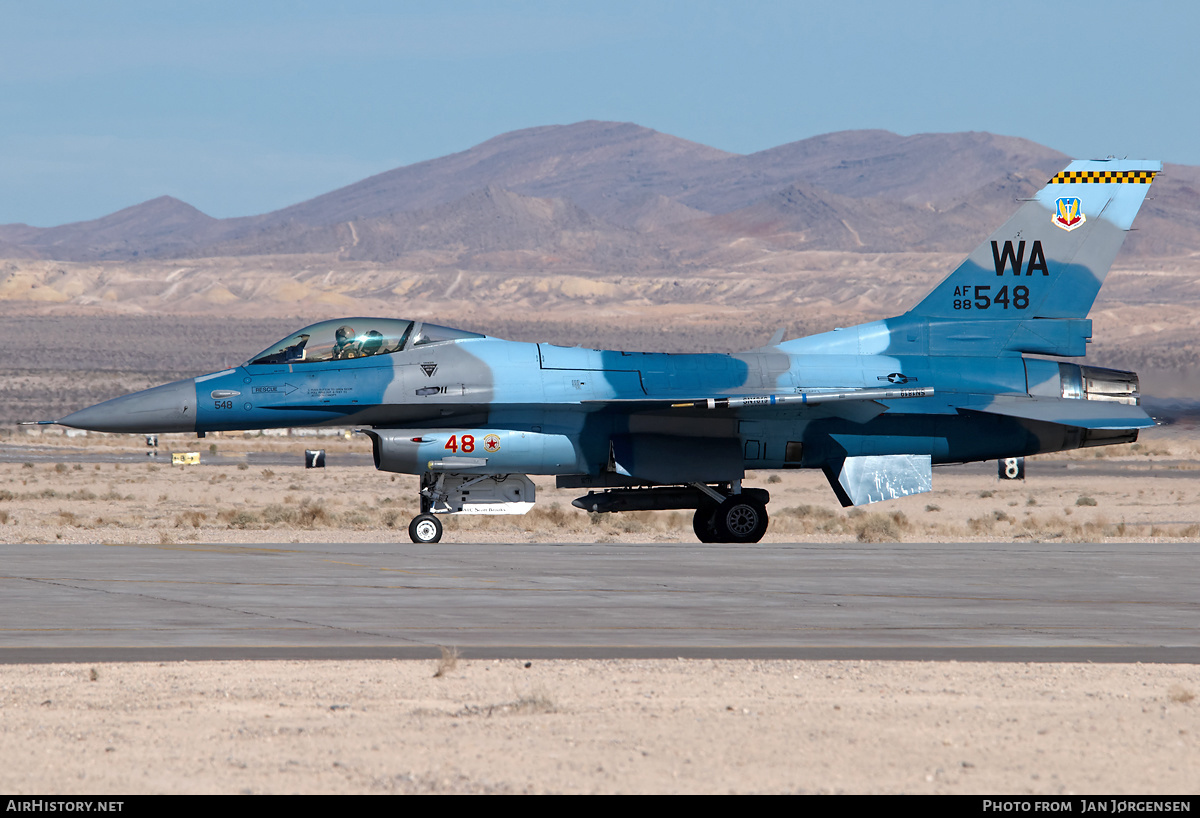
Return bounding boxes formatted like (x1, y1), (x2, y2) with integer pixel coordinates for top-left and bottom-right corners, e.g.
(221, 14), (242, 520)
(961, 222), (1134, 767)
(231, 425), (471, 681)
(38, 159), (1161, 543)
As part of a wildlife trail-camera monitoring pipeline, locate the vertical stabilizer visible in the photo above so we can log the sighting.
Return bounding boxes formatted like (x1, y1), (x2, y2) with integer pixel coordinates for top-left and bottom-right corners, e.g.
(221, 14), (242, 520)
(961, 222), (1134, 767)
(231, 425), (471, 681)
(908, 160), (1160, 321)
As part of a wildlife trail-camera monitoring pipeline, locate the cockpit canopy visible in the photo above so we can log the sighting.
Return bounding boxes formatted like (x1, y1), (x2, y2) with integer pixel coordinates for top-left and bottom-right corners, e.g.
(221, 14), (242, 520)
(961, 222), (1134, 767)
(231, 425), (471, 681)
(247, 318), (485, 366)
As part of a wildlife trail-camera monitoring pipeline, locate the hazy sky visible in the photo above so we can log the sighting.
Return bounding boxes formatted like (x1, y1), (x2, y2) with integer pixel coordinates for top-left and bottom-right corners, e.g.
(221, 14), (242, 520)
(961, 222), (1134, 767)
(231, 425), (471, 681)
(2, 1), (1196, 226)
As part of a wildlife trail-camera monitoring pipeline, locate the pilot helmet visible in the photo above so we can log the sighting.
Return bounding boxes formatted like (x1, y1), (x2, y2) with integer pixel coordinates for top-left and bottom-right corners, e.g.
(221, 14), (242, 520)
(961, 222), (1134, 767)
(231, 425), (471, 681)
(334, 326), (355, 347)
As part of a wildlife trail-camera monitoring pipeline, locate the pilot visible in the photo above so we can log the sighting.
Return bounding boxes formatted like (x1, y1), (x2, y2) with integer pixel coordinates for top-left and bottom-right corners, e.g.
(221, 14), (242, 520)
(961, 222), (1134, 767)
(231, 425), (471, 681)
(333, 325), (359, 359)
(360, 330), (384, 356)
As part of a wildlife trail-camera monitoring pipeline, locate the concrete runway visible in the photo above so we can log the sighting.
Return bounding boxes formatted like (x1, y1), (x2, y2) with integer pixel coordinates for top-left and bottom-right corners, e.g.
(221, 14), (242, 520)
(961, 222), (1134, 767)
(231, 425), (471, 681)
(1, 540), (1197, 663)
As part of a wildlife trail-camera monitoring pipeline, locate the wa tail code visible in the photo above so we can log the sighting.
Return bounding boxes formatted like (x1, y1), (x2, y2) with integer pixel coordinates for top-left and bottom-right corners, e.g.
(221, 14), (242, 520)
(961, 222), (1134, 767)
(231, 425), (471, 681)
(992, 240), (1049, 276)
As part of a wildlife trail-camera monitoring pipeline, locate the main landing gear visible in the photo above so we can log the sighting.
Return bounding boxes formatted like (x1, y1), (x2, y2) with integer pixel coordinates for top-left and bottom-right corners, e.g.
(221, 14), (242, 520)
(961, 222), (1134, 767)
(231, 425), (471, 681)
(571, 482), (771, 544)
(692, 494), (769, 544)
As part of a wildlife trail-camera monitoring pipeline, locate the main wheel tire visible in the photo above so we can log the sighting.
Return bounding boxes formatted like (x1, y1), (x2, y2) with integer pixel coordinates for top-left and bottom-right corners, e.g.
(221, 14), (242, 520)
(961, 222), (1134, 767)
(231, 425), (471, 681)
(692, 504), (719, 543)
(713, 496), (768, 543)
(408, 513), (443, 544)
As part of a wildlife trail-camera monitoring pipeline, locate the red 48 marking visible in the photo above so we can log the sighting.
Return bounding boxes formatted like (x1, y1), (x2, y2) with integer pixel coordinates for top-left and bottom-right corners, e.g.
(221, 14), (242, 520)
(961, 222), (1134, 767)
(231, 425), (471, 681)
(444, 434), (475, 453)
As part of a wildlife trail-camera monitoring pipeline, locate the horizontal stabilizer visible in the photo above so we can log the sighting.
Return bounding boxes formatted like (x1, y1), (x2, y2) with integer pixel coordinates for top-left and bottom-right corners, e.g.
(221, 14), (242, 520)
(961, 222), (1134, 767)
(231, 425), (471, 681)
(823, 454), (933, 508)
(958, 396), (1153, 430)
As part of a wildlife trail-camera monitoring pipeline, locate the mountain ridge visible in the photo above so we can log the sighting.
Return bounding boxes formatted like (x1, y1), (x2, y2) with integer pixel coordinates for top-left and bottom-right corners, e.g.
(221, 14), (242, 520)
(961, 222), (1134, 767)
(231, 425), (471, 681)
(2, 121), (1196, 266)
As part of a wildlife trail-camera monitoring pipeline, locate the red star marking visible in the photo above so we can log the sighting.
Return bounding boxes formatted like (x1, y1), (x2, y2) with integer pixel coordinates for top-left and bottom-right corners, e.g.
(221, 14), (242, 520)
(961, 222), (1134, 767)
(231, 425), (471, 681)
(484, 436), (500, 452)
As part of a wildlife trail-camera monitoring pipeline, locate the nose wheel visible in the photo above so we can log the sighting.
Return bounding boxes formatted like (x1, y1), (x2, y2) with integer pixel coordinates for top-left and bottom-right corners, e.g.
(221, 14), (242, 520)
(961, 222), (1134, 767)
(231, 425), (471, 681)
(408, 513), (443, 544)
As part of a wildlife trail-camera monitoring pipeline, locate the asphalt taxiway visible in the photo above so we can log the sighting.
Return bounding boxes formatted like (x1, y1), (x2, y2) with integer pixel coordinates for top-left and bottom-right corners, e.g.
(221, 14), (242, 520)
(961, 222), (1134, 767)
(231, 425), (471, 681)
(1, 540), (1197, 663)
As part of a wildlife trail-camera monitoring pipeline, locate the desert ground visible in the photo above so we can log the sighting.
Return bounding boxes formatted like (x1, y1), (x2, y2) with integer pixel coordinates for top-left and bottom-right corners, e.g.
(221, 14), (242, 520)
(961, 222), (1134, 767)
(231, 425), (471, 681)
(1, 658), (1198, 795)
(1, 427), (1198, 794)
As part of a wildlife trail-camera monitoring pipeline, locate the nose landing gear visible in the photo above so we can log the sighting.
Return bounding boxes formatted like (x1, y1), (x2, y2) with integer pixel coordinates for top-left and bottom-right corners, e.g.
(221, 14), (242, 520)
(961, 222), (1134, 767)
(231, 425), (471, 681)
(406, 471), (537, 543)
(408, 513), (443, 544)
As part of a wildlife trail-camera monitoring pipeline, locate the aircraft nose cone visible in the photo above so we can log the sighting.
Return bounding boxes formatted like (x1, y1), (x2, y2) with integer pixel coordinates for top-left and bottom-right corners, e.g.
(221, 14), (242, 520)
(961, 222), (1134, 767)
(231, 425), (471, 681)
(57, 379), (197, 434)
